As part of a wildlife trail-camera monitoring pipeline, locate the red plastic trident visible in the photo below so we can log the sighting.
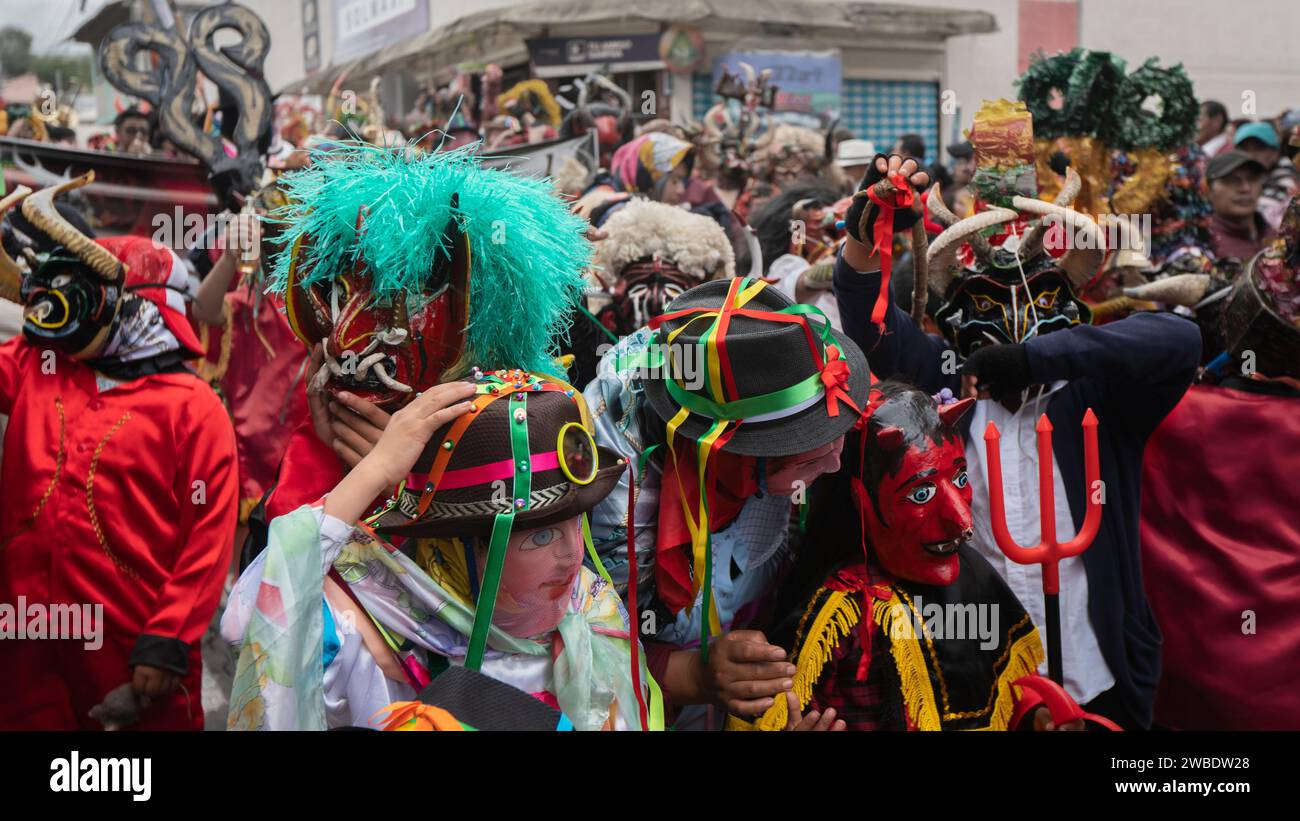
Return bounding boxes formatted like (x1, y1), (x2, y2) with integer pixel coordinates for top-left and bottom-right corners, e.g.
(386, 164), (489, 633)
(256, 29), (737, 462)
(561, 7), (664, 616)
(983, 408), (1102, 685)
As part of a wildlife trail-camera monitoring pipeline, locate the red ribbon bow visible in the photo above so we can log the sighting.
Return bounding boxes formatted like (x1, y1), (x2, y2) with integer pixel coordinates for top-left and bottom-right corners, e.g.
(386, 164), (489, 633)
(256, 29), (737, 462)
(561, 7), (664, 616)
(819, 344), (854, 418)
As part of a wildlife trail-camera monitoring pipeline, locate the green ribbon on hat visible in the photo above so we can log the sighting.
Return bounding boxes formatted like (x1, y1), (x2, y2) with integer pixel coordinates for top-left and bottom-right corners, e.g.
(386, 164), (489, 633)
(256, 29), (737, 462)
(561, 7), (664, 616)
(465, 392), (534, 670)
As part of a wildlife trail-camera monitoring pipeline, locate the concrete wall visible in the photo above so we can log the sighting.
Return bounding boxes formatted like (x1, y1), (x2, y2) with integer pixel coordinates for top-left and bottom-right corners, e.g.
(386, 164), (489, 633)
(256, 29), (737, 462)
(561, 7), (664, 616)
(241, 0), (1300, 129)
(882, 0), (1300, 128)
(1077, 0), (1300, 118)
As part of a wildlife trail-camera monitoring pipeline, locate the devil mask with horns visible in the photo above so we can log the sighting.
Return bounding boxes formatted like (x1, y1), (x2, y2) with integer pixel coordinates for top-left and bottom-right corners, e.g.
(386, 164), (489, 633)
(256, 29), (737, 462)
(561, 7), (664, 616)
(7, 184), (123, 359)
(852, 383), (976, 586)
(2, 173), (205, 363)
(925, 169), (1109, 358)
(269, 143), (590, 411)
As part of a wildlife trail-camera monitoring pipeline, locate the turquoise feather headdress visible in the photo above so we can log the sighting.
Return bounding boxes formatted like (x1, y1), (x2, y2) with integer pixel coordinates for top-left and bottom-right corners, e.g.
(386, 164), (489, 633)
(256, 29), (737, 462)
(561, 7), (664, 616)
(268, 141), (590, 377)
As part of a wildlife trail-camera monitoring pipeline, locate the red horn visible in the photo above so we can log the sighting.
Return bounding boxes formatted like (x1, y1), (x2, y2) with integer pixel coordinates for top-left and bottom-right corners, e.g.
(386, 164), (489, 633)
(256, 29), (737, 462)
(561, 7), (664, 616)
(875, 426), (905, 451)
(938, 397), (975, 429)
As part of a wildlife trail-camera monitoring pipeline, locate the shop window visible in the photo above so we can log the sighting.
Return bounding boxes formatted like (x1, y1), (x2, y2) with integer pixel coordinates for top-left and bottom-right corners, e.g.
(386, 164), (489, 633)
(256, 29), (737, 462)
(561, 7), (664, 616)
(691, 74), (940, 160)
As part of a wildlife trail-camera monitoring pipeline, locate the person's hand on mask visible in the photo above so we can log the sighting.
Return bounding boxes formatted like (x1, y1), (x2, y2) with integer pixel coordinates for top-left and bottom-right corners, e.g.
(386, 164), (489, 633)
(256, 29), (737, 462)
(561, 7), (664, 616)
(328, 391), (393, 468)
(323, 382), (476, 525)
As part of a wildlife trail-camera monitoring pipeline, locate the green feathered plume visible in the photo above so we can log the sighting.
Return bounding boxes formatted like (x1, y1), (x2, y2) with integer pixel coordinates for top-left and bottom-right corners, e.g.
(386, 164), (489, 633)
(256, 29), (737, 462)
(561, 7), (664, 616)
(268, 141), (590, 378)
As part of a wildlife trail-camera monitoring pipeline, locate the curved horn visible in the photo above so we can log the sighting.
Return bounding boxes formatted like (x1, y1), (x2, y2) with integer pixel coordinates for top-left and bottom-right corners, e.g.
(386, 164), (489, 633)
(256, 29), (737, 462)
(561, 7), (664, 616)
(823, 116), (840, 162)
(0, 185), (33, 303)
(926, 207), (1019, 293)
(938, 396), (974, 428)
(910, 220), (930, 324)
(1055, 166), (1082, 206)
(1122, 273), (1211, 307)
(595, 74), (631, 112)
(926, 183), (958, 227)
(927, 183), (993, 261)
(1011, 197), (1105, 289)
(21, 173), (123, 282)
(1088, 295), (1157, 320)
(1099, 213), (1152, 275)
(792, 198), (817, 220)
(1019, 168), (1083, 259)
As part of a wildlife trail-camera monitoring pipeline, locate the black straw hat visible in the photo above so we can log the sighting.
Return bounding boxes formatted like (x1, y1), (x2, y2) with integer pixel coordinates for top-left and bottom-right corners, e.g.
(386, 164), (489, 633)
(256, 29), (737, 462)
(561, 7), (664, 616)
(641, 278), (871, 456)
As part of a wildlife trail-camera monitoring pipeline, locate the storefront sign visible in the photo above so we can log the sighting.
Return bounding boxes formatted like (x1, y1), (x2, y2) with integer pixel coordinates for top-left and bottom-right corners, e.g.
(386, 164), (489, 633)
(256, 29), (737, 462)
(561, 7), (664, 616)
(711, 49), (841, 116)
(527, 35), (663, 78)
(332, 0), (429, 63)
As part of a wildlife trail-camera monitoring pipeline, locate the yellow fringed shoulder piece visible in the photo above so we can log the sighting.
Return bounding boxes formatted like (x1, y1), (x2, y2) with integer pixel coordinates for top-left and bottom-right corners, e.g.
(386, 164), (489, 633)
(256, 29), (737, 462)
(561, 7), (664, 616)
(872, 592), (942, 731)
(985, 628), (1046, 731)
(870, 592), (1045, 731)
(1034, 136), (1112, 217)
(1109, 147), (1173, 216)
(743, 587), (862, 731)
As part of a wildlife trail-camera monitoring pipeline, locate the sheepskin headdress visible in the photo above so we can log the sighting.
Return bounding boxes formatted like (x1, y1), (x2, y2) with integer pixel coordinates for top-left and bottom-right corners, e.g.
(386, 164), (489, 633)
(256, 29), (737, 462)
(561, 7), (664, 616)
(596, 199), (735, 282)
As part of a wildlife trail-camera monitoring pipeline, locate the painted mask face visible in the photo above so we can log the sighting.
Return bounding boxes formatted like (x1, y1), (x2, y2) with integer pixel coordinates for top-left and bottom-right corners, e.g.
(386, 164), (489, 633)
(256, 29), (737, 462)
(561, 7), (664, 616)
(600, 258), (701, 336)
(21, 253), (122, 360)
(854, 388), (974, 586)
(938, 251), (1086, 358)
(285, 207), (470, 410)
(478, 517), (585, 639)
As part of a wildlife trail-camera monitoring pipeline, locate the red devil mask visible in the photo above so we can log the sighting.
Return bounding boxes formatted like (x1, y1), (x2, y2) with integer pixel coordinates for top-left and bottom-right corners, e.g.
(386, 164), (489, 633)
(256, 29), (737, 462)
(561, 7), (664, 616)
(284, 200), (471, 410)
(851, 383), (974, 586)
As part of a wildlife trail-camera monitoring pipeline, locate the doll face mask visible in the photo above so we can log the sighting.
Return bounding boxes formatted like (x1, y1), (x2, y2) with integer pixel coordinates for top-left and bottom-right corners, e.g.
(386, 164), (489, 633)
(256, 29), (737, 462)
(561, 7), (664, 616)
(854, 387), (975, 586)
(477, 516), (585, 639)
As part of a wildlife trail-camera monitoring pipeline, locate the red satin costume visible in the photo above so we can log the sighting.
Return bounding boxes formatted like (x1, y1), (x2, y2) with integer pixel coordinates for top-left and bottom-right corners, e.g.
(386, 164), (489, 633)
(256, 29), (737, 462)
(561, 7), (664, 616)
(0, 338), (238, 729)
(1141, 382), (1300, 730)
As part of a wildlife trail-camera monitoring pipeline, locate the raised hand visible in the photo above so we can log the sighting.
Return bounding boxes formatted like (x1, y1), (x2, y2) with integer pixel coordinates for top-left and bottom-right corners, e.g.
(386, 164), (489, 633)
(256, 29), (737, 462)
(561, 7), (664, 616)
(843, 153), (931, 246)
(323, 382), (476, 525)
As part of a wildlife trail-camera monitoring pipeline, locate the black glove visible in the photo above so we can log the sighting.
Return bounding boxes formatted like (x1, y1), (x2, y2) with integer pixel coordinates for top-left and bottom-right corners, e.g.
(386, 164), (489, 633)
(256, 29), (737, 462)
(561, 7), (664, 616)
(960, 343), (1032, 400)
(844, 153), (927, 245)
